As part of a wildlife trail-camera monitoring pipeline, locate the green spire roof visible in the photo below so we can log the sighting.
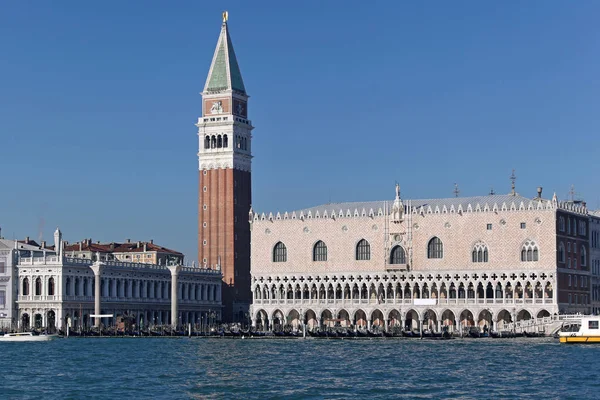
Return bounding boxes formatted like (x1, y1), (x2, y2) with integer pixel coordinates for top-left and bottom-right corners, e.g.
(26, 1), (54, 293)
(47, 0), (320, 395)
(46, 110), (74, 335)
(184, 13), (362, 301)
(204, 22), (246, 94)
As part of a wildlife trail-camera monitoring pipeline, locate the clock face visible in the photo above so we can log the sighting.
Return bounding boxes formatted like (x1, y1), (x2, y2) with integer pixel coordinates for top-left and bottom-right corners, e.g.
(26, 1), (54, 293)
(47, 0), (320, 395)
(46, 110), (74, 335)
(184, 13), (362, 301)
(233, 99), (247, 117)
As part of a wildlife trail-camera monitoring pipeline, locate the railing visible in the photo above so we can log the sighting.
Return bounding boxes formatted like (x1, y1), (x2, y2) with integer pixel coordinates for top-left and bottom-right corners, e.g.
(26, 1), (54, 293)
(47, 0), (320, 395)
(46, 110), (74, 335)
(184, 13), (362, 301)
(18, 256), (221, 277)
(251, 297), (557, 307)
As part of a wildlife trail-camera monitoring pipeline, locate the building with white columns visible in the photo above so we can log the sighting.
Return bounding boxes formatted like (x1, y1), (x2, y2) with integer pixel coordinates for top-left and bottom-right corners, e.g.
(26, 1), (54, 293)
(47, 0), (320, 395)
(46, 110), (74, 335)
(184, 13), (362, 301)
(16, 229), (222, 331)
(0, 235), (55, 329)
(250, 185), (592, 332)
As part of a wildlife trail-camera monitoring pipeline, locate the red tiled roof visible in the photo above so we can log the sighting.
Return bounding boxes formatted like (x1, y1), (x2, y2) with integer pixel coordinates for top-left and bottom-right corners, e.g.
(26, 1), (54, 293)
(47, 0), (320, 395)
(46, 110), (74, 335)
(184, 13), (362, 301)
(60, 240), (183, 256)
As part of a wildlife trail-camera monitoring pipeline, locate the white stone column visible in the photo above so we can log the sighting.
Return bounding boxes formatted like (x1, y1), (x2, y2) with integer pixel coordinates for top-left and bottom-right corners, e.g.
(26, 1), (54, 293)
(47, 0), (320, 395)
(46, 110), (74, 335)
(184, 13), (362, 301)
(90, 262), (103, 328)
(168, 266), (181, 328)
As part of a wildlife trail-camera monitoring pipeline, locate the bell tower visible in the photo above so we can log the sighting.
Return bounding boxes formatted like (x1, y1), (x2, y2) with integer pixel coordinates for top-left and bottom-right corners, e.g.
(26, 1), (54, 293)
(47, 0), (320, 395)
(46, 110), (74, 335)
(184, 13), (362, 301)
(196, 12), (253, 322)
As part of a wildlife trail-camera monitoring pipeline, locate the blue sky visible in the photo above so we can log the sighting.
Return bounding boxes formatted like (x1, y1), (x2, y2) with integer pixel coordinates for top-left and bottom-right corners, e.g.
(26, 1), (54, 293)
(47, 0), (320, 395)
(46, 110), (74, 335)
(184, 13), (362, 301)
(1, 1), (599, 260)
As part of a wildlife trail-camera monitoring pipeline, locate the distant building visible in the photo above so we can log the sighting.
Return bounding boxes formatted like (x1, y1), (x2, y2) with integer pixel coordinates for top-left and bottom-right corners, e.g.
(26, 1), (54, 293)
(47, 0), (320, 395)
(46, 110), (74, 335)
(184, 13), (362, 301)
(250, 185), (591, 332)
(0, 233), (55, 329)
(53, 238), (184, 266)
(196, 14), (253, 322)
(17, 229), (221, 331)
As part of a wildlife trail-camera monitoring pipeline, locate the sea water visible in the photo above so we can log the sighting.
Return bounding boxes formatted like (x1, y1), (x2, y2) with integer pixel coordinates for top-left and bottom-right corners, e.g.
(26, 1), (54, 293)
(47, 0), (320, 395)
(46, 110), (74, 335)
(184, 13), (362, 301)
(1, 337), (598, 399)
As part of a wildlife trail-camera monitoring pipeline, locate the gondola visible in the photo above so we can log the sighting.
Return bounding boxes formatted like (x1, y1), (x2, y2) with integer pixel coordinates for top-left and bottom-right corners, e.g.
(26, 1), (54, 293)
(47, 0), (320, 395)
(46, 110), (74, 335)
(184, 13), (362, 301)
(523, 331), (545, 338)
(367, 330), (383, 338)
(356, 329), (368, 338)
(402, 330), (416, 338)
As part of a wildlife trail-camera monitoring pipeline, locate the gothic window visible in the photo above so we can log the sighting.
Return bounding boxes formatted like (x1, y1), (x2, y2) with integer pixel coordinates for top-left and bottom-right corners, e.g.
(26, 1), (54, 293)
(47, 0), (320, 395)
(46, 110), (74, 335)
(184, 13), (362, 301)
(390, 245), (406, 264)
(313, 241), (327, 262)
(22, 278), (29, 296)
(35, 277), (42, 296)
(559, 216), (565, 232)
(567, 217), (571, 235)
(204, 136), (210, 149)
(273, 242), (287, 262)
(211, 136), (216, 148)
(223, 134), (228, 148)
(558, 242), (565, 263)
(581, 246), (587, 267)
(427, 237), (443, 259)
(471, 242), (488, 263)
(356, 239), (370, 261)
(217, 135), (223, 148)
(48, 277), (55, 296)
(521, 240), (539, 262)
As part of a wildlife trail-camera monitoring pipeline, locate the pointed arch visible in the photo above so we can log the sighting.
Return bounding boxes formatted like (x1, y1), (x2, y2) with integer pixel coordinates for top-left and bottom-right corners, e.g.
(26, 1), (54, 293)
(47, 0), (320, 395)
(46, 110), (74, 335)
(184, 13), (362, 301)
(390, 245), (406, 264)
(521, 240), (539, 262)
(471, 241), (488, 263)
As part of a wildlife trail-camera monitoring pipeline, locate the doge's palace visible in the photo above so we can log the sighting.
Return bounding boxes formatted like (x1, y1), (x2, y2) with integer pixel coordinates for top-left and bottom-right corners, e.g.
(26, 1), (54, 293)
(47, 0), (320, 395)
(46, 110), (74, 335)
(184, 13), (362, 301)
(250, 185), (591, 333)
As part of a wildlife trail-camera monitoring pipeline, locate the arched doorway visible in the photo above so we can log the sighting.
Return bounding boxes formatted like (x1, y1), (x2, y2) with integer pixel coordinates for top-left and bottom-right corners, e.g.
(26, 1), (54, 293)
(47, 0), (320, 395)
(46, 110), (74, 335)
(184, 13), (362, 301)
(21, 313), (30, 331)
(423, 309), (438, 332)
(272, 309), (284, 331)
(321, 309), (333, 328)
(405, 309), (419, 331)
(441, 309), (456, 329)
(537, 309), (550, 319)
(459, 310), (474, 329)
(34, 314), (43, 329)
(47, 310), (56, 333)
(304, 309), (317, 329)
(337, 309), (350, 327)
(496, 309), (512, 330)
(517, 309), (532, 322)
(388, 309), (401, 328)
(354, 309), (367, 328)
(478, 309), (493, 331)
(287, 309), (300, 329)
(255, 309), (268, 331)
(371, 309), (384, 328)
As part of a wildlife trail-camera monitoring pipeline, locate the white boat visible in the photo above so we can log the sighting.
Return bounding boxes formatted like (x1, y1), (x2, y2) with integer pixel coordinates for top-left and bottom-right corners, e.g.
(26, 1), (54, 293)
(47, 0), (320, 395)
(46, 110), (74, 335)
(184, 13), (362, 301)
(0, 332), (59, 342)
(559, 317), (600, 344)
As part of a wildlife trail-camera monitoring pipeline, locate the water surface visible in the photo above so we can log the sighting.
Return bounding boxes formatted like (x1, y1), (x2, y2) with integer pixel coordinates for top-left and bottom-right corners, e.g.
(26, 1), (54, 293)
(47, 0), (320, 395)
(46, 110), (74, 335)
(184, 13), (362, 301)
(1, 337), (598, 399)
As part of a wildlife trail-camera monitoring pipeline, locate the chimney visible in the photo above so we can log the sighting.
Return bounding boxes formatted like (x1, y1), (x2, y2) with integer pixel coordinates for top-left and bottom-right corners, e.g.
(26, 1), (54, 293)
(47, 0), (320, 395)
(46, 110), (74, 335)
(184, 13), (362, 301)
(126, 238), (131, 243)
(79, 242), (82, 251)
(41, 240), (46, 248)
(143, 243), (147, 252)
(137, 241), (141, 248)
(150, 239), (154, 244)
(537, 187), (543, 199)
(25, 236), (30, 243)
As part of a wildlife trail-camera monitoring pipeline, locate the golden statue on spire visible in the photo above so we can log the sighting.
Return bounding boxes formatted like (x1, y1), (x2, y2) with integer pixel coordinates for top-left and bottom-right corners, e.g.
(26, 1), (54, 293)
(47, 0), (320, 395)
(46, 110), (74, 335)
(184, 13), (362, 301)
(222, 11), (229, 23)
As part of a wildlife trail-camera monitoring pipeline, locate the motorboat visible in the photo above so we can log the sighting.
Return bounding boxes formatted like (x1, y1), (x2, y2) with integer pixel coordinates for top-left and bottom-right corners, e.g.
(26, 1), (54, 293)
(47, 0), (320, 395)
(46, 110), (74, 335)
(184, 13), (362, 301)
(559, 317), (600, 344)
(0, 332), (59, 342)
